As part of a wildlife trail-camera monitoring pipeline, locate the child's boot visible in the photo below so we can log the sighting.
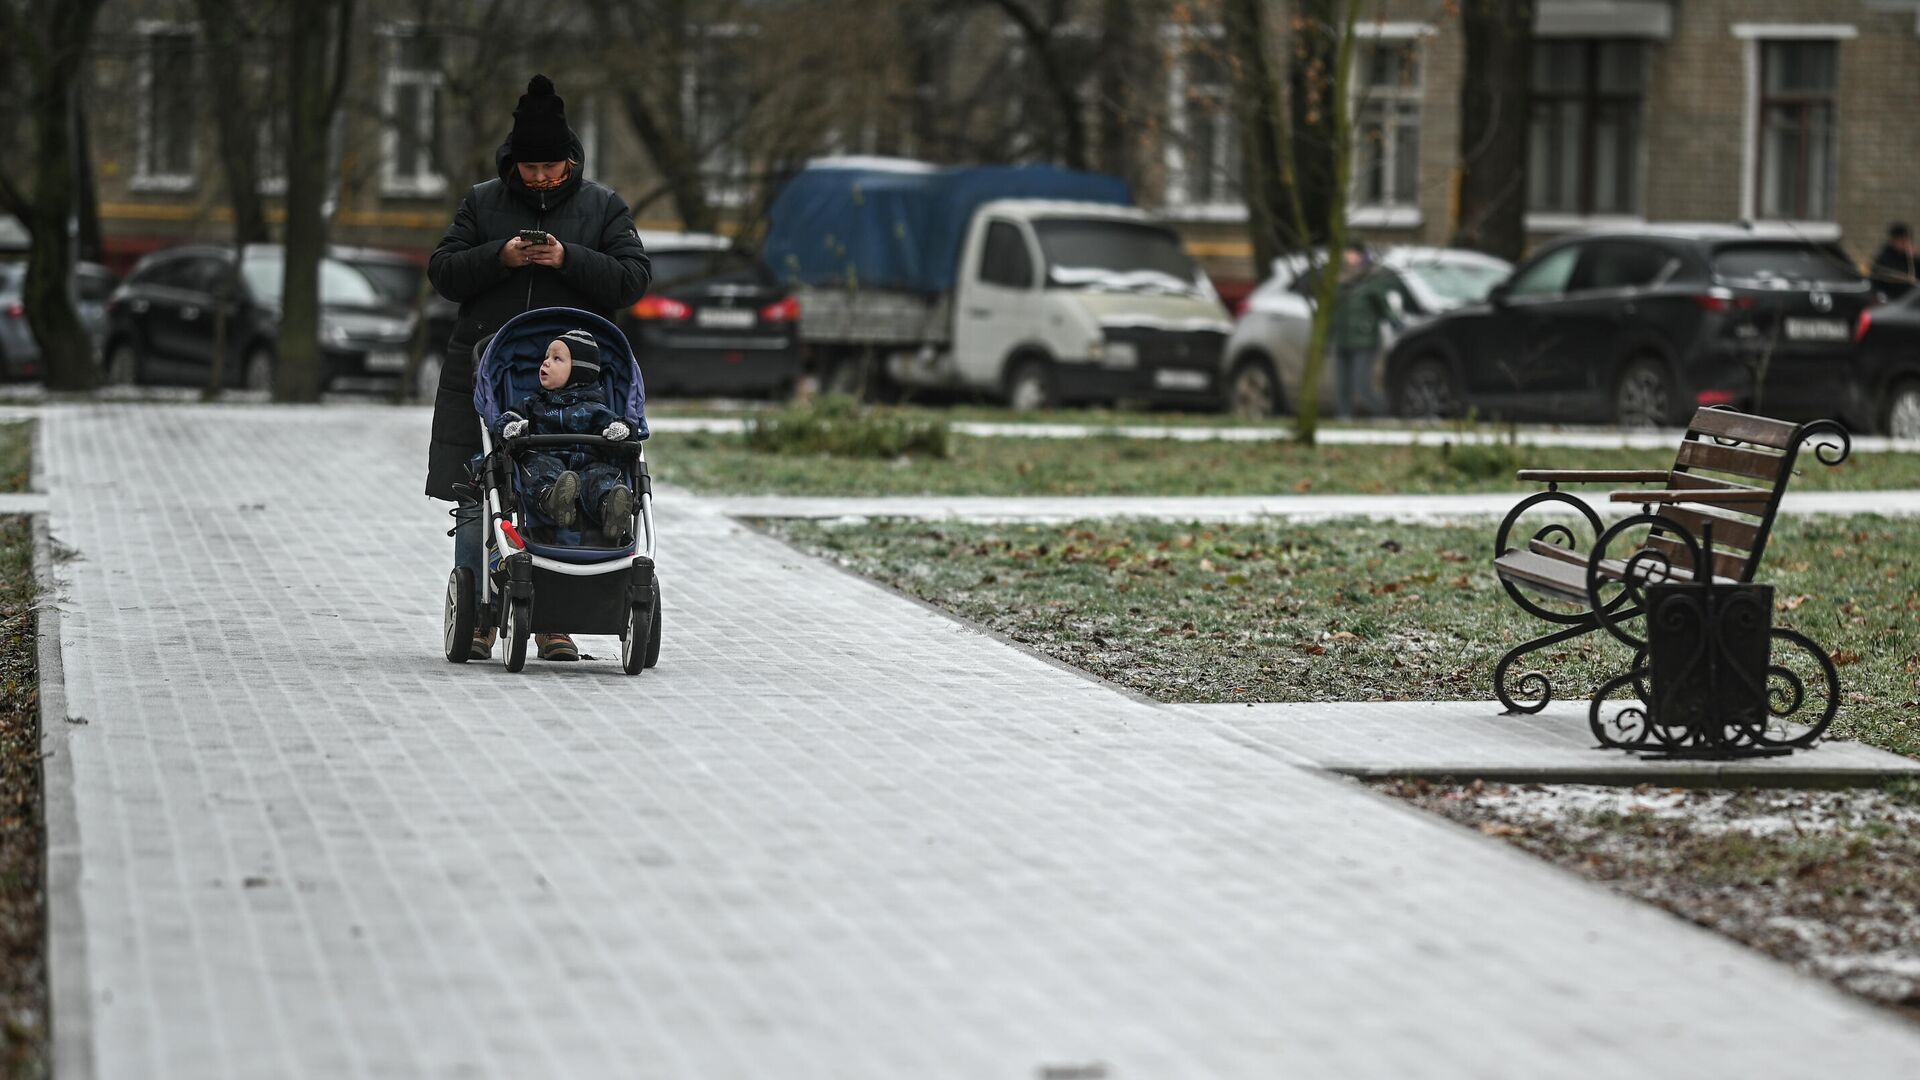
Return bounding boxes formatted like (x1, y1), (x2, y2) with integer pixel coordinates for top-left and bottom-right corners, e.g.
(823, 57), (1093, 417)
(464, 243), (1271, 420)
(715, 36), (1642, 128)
(601, 486), (635, 545)
(541, 471), (581, 528)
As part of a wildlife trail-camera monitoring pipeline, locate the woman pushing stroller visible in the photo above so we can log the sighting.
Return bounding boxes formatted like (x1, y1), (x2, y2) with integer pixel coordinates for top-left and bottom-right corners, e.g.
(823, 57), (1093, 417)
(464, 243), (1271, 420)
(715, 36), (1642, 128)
(426, 73), (651, 662)
(495, 328), (644, 545)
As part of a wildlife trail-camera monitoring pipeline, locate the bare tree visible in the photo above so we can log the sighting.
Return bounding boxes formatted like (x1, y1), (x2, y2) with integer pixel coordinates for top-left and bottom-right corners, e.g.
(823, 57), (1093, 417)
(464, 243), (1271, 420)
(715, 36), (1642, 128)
(195, 0), (275, 248)
(1452, 0), (1533, 261)
(980, 0), (1091, 169)
(0, 0), (111, 391)
(275, 0), (356, 403)
(581, 0), (724, 234)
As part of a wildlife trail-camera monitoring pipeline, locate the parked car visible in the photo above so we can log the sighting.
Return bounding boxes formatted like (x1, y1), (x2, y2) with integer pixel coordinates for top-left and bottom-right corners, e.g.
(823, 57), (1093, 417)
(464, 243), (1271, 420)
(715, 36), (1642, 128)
(1382, 225), (1878, 427)
(1850, 291), (1920, 438)
(332, 244), (457, 400)
(616, 231), (801, 398)
(1221, 246), (1510, 418)
(0, 260), (117, 379)
(103, 244), (415, 391)
(764, 159), (1232, 408)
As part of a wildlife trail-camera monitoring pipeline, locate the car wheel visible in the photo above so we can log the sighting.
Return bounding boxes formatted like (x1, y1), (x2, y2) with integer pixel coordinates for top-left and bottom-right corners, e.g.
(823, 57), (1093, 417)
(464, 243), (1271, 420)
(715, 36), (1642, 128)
(105, 340), (142, 386)
(415, 352), (443, 403)
(243, 347), (274, 392)
(1394, 357), (1458, 419)
(1006, 356), (1055, 411)
(1614, 358), (1673, 429)
(1225, 354), (1283, 419)
(822, 354), (868, 399)
(1885, 379), (1920, 441)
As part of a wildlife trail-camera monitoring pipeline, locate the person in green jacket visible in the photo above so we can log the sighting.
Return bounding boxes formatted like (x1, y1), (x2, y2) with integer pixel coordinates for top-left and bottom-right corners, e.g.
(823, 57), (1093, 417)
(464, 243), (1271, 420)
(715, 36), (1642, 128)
(1329, 246), (1400, 419)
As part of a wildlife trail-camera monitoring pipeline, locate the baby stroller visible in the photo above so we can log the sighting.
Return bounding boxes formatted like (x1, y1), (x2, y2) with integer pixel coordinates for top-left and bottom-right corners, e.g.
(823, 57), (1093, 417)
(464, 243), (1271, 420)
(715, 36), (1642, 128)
(440, 306), (661, 674)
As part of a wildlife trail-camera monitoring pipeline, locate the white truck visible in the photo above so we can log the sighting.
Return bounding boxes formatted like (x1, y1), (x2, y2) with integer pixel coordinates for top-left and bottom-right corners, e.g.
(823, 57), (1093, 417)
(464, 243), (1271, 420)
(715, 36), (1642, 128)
(764, 159), (1234, 408)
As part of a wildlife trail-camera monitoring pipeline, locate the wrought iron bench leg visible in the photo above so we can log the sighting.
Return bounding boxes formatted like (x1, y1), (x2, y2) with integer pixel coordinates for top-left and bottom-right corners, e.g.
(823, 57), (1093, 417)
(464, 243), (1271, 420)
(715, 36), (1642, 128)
(1493, 612), (1638, 715)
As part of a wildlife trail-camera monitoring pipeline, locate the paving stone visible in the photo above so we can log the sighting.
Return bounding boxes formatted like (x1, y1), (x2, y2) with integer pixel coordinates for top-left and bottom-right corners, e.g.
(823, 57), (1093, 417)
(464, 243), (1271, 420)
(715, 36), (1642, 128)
(35, 403), (1920, 1078)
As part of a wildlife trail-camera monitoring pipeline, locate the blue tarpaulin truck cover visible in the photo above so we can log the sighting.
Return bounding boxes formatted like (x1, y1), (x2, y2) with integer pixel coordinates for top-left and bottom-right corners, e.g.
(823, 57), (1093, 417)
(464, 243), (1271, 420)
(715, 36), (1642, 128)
(764, 159), (1132, 294)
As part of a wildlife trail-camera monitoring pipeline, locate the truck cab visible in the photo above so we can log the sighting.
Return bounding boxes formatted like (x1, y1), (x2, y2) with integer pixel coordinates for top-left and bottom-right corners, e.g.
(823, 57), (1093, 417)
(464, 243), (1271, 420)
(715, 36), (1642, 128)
(945, 201), (1233, 408)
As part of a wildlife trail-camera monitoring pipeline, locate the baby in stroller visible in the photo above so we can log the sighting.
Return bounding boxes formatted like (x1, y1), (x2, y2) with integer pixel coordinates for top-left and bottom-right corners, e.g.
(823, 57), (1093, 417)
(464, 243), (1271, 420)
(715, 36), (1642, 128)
(494, 328), (638, 544)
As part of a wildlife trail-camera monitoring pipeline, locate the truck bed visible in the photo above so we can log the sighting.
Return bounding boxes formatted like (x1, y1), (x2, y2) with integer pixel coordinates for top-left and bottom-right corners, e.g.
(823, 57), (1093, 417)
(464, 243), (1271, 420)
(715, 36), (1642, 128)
(794, 287), (951, 348)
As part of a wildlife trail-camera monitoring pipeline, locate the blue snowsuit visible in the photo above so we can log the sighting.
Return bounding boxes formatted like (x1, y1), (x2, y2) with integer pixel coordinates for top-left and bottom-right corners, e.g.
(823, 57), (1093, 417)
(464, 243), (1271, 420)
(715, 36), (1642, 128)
(494, 382), (630, 530)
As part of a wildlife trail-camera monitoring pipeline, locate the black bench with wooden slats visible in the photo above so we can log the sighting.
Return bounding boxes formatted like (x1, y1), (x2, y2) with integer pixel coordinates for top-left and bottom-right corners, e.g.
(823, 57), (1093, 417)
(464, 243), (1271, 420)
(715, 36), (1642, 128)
(1489, 407), (1851, 714)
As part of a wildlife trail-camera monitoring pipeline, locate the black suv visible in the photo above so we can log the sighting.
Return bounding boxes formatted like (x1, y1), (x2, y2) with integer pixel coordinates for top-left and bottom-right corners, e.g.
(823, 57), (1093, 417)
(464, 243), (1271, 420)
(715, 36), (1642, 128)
(104, 243), (416, 391)
(1385, 226), (1878, 427)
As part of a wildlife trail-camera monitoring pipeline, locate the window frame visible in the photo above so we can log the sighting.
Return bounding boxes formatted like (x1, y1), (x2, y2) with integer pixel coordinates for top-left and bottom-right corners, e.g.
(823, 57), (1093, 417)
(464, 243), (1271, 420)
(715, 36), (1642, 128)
(378, 24), (447, 199)
(1161, 22), (1244, 222)
(979, 220), (1036, 290)
(682, 23), (761, 209)
(1754, 40), (1839, 223)
(1526, 39), (1647, 218)
(133, 21), (201, 193)
(1734, 23), (1855, 236)
(1349, 25), (1431, 226)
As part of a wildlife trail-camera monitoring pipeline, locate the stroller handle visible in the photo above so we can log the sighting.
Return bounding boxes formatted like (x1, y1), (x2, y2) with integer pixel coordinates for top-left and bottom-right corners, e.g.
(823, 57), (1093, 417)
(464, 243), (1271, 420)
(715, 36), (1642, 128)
(503, 433), (644, 456)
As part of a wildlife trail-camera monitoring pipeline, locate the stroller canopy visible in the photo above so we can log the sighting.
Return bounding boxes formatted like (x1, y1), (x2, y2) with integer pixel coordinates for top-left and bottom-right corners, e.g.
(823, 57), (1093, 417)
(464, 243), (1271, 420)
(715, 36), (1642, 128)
(472, 307), (647, 433)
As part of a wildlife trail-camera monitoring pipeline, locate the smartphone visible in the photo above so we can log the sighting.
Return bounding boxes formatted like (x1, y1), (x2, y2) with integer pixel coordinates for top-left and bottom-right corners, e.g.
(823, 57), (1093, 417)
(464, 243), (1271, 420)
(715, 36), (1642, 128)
(517, 229), (551, 246)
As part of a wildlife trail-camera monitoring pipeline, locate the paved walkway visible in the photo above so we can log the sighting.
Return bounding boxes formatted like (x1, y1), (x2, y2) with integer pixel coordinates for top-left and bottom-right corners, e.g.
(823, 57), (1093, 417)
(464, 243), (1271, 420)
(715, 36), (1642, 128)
(706, 489), (1920, 523)
(35, 403), (1920, 1077)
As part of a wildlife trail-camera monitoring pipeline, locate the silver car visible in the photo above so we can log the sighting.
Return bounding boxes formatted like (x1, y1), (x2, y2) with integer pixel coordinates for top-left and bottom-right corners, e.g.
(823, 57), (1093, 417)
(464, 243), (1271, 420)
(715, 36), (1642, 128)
(1220, 246), (1511, 419)
(0, 260), (117, 380)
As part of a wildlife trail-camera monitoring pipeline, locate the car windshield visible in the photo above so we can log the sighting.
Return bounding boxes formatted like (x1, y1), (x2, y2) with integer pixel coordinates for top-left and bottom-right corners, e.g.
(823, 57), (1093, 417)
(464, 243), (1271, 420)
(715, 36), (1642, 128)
(1036, 219), (1202, 293)
(650, 249), (763, 287)
(1711, 243), (1864, 289)
(241, 254), (383, 307)
(1398, 261), (1509, 309)
(341, 259), (423, 306)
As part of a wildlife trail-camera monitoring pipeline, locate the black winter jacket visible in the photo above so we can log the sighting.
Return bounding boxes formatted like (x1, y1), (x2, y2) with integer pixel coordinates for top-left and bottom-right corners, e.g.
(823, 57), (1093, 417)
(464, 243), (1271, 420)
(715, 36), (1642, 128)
(424, 140), (651, 500)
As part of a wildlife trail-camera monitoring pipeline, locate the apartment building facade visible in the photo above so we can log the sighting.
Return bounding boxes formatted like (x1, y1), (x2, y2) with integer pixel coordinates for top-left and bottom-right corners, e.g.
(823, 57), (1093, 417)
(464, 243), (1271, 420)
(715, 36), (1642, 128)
(82, 0), (1920, 289)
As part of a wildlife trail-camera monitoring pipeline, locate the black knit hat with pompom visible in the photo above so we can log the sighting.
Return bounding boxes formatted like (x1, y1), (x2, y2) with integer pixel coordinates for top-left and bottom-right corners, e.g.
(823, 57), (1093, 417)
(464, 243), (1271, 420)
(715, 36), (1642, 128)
(509, 74), (573, 163)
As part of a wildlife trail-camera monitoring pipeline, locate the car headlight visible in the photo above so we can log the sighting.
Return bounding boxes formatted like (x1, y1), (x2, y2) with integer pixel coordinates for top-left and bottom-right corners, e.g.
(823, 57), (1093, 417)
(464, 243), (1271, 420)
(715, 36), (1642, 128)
(322, 320), (351, 347)
(1103, 341), (1139, 369)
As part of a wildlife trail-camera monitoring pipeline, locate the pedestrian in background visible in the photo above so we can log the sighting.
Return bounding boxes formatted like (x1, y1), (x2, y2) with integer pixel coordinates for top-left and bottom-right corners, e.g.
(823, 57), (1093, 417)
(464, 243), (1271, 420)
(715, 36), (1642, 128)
(426, 74), (651, 662)
(1329, 245), (1398, 420)
(1872, 222), (1915, 300)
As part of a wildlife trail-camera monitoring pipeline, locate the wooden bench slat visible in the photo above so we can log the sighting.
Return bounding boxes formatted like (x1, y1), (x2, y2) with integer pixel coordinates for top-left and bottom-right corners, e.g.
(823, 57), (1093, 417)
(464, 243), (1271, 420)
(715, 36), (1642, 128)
(1514, 469), (1674, 483)
(1609, 488), (1775, 508)
(1658, 506), (1763, 553)
(1644, 534), (1751, 582)
(1686, 408), (1801, 450)
(1666, 471), (1768, 495)
(1674, 439), (1790, 483)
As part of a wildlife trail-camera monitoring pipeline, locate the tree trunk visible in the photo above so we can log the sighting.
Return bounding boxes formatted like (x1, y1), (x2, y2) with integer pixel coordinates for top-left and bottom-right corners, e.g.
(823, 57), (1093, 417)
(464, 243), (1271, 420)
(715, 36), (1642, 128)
(12, 0), (110, 392)
(1294, 0), (1362, 446)
(1092, 0), (1140, 185)
(275, 0), (354, 403)
(197, 0), (271, 248)
(1287, 0), (1340, 248)
(616, 83), (719, 235)
(1224, 0), (1296, 279)
(73, 91), (104, 264)
(1453, 0), (1533, 261)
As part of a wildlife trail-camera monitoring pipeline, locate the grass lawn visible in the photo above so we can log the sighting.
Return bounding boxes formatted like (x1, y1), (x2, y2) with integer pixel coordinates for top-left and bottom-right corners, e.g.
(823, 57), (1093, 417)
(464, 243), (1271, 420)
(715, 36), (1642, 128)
(657, 428), (1920, 497)
(764, 514), (1920, 758)
(0, 515), (42, 1076)
(0, 424), (28, 494)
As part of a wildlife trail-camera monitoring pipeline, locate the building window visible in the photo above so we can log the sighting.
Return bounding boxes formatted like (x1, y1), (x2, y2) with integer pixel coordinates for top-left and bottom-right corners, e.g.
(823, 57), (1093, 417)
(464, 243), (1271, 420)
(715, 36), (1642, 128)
(381, 29), (445, 197)
(1756, 40), (1837, 221)
(685, 27), (754, 207)
(135, 25), (198, 191)
(1353, 40), (1421, 211)
(1165, 28), (1241, 215)
(1528, 40), (1645, 216)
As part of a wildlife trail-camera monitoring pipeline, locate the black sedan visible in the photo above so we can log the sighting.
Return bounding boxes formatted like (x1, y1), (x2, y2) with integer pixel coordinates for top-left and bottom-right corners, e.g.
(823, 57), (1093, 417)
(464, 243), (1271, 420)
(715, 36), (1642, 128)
(103, 244), (416, 391)
(1852, 292), (1920, 438)
(1384, 226), (1878, 427)
(617, 235), (800, 398)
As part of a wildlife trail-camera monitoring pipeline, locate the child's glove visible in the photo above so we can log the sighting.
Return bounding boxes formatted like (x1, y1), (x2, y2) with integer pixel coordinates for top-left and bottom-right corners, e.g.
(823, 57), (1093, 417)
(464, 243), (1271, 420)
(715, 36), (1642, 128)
(501, 415), (528, 439)
(603, 421), (631, 441)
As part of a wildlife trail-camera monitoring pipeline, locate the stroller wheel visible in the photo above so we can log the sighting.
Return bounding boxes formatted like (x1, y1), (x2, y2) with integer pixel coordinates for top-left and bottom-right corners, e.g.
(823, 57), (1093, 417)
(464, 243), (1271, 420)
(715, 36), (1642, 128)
(621, 599), (647, 675)
(443, 568), (476, 664)
(503, 598), (530, 673)
(644, 584), (663, 670)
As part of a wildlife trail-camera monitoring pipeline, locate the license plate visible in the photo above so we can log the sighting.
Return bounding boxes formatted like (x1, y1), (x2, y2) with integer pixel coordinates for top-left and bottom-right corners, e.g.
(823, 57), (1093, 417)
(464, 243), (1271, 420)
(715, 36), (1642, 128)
(696, 308), (755, 329)
(1784, 317), (1848, 341)
(1153, 368), (1210, 391)
(365, 350), (408, 372)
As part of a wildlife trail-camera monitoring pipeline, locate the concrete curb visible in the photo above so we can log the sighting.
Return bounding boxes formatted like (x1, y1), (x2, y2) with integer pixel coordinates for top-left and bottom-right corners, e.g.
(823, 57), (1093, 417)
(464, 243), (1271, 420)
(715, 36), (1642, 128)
(33, 513), (94, 1080)
(1317, 763), (1920, 788)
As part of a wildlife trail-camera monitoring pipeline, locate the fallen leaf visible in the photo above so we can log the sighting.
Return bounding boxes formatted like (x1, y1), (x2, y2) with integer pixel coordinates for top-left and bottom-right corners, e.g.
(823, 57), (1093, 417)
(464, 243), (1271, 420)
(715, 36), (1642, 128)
(1329, 631), (1359, 641)
(1301, 643), (1327, 656)
(1199, 558), (1216, 572)
(1294, 478), (1313, 493)
(1831, 649), (1861, 666)
(1478, 822), (1527, 837)
(1779, 594), (1813, 612)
